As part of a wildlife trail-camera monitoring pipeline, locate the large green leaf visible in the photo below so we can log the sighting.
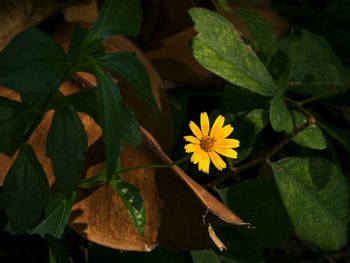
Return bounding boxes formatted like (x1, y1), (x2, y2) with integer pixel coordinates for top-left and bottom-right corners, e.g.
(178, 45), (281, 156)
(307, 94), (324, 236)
(67, 88), (99, 123)
(0, 144), (49, 234)
(290, 111), (327, 150)
(110, 178), (145, 237)
(31, 193), (76, 239)
(236, 9), (278, 58)
(0, 28), (67, 101)
(271, 157), (349, 250)
(222, 83), (269, 113)
(84, 0), (142, 43)
(94, 66), (141, 176)
(269, 95), (293, 133)
(218, 179), (293, 248)
(46, 93), (87, 194)
(98, 52), (157, 111)
(291, 59), (345, 96)
(279, 30), (347, 95)
(0, 96), (39, 155)
(189, 8), (278, 96)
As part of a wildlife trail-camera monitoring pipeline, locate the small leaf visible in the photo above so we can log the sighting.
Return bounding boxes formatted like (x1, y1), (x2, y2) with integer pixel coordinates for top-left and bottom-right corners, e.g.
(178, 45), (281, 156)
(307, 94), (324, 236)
(31, 192), (76, 239)
(0, 28), (67, 102)
(272, 157), (349, 250)
(46, 92), (87, 194)
(290, 111), (327, 150)
(0, 144), (49, 234)
(218, 179), (293, 248)
(269, 95), (293, 132)
(98, 52), (157, 112)
(245, 109), (268, 134)
(189, 8), (278, 96)
(84, 0), (142, 43)
(110, 178), (146, 237)
(0, 96), (39, 155)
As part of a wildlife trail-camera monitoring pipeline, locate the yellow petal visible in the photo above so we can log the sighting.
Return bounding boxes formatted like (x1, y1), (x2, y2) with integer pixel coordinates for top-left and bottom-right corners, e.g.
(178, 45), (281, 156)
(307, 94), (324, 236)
(191, 152), (200, 164)
(213, 147), (238, 159)
(189, 121), (203, 139)
(200, 112), (210, 137)
(184, 135), (200, 144)
(214, 124), (233, 140)
(185, 143), (200, 153)
(214, 138), (240, 149)
(210, 115), (225, 137)
(209, 151), (226, 170)
(201, 152), (210, 173)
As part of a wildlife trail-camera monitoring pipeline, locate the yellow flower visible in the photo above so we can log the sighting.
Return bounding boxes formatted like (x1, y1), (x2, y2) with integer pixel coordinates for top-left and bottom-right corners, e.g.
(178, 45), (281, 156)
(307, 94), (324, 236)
(184, 112), (239, 174)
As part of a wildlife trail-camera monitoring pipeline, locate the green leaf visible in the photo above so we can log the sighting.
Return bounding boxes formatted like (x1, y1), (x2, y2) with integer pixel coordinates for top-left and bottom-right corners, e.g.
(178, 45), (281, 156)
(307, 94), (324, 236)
(94, 65), (141, 176)
(189, 8), (278, 97)
(0, 144), (49, 234)
(84, 0), (142, 43)
(31, 192), (76, 239)
(236, 9), (278, 58)
(290, 111), (327, 150)
(222, 83), (269, 113)
(279, 30), (347, 95)
(228, 116), (255, 165)
(0, 28), (67, 101)
(98, 52), (157, 112)
(66, 88), (99, 123)
(110, 179), (145, 237)
(218, 179), (293, 248)
(245, 109), (268, 134)
(0, 96), (39, 155)
(269, 96), (293, 132)
(46, 92), (87, 194)
(47, 235), (70, 263)
(291, 59), (346, 96)
(271, 157), (349, 250)
(280, 30), (343, 69)
(191, 249), (223, 263)
(212, 0), (233, 13)
(215, 227), (264, 262)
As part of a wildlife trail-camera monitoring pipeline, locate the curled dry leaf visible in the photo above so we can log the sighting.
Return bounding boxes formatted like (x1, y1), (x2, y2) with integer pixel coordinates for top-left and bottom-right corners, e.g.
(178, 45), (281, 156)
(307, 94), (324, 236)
(0, 0), (89, 50)
(0, 22), (249, 251)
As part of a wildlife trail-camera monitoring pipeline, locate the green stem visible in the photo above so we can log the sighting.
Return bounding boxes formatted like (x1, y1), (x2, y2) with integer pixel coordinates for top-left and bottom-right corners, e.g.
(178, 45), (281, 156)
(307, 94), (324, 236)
(78, 156), (189, 188)
(299, 92), (333, 105)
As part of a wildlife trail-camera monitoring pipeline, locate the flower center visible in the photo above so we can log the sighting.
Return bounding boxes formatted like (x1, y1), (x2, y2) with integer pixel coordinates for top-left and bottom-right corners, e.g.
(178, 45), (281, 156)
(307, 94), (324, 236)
(200, 136), (215, 152)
